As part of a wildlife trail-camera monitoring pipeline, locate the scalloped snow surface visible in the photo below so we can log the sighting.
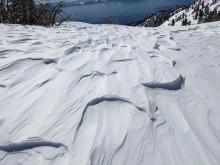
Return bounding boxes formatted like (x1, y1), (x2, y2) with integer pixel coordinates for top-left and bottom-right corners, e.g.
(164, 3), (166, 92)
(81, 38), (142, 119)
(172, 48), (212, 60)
(0, 22), (220, 165)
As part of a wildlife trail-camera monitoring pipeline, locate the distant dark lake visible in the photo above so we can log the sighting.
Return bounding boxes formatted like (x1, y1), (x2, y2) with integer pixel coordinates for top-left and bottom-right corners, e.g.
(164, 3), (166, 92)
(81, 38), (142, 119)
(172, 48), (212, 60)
(62, 0), (195, 25)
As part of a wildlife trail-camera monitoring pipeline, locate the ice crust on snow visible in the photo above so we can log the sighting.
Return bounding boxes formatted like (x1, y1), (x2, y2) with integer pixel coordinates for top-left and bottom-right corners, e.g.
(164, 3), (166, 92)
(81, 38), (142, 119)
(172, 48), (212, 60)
(0, 21), (220, 165)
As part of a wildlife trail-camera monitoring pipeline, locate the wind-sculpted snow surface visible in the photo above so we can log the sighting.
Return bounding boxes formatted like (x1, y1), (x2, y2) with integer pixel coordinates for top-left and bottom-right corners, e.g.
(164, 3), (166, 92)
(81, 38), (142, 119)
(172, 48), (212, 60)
(0, 22), (220, 165)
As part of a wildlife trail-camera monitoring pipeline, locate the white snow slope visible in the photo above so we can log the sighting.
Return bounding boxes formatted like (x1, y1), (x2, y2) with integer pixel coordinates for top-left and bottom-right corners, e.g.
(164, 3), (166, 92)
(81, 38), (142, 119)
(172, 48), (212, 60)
(0, 21), (220, 165)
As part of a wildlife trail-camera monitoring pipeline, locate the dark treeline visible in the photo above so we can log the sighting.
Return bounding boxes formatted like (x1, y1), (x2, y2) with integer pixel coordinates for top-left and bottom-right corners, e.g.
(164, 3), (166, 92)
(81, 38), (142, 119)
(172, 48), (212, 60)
(0, 0), (68, 26)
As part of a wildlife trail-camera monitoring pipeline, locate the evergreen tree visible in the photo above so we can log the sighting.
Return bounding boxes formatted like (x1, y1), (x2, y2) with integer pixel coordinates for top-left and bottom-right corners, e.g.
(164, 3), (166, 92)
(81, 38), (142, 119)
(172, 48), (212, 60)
(0, 0), (66, 26)
(198, 9), (204, 22)
(171, 19), (175, 26)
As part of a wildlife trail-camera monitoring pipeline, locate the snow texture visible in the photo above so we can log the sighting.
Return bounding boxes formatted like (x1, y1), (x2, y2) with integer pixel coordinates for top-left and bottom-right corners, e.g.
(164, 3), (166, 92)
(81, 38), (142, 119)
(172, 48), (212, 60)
(0, 21), (220, 165)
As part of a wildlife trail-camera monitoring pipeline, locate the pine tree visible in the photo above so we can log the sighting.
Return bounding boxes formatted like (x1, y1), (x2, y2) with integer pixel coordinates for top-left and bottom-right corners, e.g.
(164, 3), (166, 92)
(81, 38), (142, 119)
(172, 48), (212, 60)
(0, 0), (66, 26)
(171, 19), (175, 26)
(198, 9), (204, 22)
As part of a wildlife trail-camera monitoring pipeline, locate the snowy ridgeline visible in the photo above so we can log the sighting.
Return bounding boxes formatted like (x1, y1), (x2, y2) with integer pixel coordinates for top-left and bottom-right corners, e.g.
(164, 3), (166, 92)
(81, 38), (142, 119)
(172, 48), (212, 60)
(162, 0), (220, 26)
(0, 21), (220, 165)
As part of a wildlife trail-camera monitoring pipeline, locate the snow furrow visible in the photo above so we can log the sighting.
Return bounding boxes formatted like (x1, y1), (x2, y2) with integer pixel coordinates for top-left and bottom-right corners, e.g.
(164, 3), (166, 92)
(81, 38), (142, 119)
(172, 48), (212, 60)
(0, 141), (66, 153)
(142, 75), (185, 90)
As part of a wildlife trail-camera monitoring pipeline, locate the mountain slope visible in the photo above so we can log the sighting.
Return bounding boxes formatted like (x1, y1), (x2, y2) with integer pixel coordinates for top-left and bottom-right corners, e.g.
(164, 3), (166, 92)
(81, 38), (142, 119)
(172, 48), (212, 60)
(0, 22), (220, 165)
(135, 7), (187, 27)
(162, 0), (220, 26)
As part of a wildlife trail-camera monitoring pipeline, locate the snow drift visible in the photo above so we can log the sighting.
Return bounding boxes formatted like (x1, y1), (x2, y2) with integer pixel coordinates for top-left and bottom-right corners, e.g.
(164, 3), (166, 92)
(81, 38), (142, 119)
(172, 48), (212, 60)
(0, 21), (220, 165)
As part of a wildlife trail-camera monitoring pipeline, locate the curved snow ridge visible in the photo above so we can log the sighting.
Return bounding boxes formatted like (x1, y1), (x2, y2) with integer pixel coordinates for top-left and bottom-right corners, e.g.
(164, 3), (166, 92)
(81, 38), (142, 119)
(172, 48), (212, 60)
(0, 57), (56, 72)
(142, 75), (185, 90)
(111, 58), (136, 63)
(0, 140), (67, 153)
(77, 71), (117, 84)
(0, 49), (26, 56)
(75, 95), (146, 131)
(27, 58), (57, 65)
(34, 79), (52, 88)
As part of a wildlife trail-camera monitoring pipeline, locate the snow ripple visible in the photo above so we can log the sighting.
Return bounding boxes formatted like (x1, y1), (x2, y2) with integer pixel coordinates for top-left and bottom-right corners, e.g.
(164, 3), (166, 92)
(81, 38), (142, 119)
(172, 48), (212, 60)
(0, 22), (220, 165)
